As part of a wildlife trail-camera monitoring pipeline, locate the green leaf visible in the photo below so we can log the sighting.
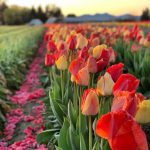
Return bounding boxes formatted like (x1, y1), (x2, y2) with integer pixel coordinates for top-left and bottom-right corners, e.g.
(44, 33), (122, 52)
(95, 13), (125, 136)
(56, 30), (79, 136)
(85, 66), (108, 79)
(55, 146), (63, 150)
(58, 118), (72, 150)
(36, 129), (59, 144)
(80, 134), (87, 150)
(68, 101), (78, 128)
(92, 140), (101, 150)
(76, 114), (88, 134)
(103, 140), (111, 150)
(69, 123), (80, 150)
(49, 92), (64, 125)
(0, 110), (6, 122)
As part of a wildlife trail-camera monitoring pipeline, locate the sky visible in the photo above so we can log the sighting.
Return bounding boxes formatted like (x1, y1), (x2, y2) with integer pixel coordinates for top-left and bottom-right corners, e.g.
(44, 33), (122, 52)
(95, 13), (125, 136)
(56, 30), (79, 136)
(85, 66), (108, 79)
(7, 0), (150, 16)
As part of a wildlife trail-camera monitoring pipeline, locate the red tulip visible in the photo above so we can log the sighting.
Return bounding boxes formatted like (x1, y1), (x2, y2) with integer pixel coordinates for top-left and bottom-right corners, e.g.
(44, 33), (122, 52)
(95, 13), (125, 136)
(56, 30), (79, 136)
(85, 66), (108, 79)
(106, 63), (124, 82)
(47, 40), (57, 52)
(107, 47), (117, 63)
(81, 89), (99, 115)
(96, 49), (110, 72)
(113, 74), (140, 95)
(86, 56), (97, 73)
(45, 54), (55, 67)
(78, 47), (89, 61)
(69, 58), (84, 75)
(89, 33), (99, 42)
(96, 111), (148, 150)
(44, 33), (52, 41)
(58, 41), (67, 51)
(67, 35), (77, 50)
(111, 91), (140, 117)
(147, 33), (150, 42)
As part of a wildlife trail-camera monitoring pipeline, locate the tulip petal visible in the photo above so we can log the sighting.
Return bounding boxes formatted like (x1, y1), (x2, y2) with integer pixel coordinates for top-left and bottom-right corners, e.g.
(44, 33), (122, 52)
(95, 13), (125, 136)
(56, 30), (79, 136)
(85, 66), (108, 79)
(135, 100), (150, 124)
(96, 111), (148, 150)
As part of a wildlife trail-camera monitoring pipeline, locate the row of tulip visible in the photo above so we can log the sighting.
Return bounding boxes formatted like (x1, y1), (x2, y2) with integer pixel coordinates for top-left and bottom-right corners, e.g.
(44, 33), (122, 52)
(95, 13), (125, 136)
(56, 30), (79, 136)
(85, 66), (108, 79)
(38, 24), (150, 150)
(0, 26), (45, 135)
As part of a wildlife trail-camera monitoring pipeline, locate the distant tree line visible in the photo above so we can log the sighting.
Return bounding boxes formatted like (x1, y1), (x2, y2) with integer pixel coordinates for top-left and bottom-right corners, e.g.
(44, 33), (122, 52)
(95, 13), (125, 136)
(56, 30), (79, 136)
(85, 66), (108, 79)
(0, 0), (150, 25)
(0, 0), (63, 25)
(141, 8), (150, 21)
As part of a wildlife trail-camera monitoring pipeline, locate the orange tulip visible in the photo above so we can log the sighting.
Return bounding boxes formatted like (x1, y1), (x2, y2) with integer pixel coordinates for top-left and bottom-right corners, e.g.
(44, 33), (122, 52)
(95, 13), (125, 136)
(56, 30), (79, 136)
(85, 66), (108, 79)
(81, 89), (99, 115)
(75, 67), (90, 86)
(69, 58), (84, 75)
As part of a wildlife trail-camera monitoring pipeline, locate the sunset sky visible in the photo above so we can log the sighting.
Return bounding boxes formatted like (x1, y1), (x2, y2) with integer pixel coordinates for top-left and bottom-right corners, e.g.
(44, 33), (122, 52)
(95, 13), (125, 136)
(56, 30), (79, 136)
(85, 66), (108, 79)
(7, 0), (150, 16)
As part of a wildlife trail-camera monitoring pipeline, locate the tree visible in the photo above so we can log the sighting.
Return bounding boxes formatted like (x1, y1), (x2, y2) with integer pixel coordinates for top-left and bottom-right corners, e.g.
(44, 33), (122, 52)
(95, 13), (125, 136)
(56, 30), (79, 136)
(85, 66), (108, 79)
(141, 8), (150, 21)
(30, 6), (37, 19)
(45, 5), (63, 18)
(3, 5), (31, 25)
(0, 0), (7, 24)
(37, 5), (47, 22)
(67, 14), (76, 18)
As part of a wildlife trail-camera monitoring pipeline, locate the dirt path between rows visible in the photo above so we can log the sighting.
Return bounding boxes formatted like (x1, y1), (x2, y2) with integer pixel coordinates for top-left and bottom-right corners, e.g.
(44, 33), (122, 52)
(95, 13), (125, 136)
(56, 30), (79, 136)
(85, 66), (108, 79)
(0, 43), (47, 150)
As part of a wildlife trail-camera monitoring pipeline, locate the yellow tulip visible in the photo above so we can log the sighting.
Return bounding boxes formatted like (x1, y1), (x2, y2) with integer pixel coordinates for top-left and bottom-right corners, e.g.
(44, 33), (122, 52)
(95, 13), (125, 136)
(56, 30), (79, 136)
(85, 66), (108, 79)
(76, 33), (88, 49)
(93, 44), (107, 59)
(71, 74), (76, 82)
(123, 30), (130, 37)
(97, 72), (114, 96)
(56, 55), (68, 70)
(135, 100), (150, 124)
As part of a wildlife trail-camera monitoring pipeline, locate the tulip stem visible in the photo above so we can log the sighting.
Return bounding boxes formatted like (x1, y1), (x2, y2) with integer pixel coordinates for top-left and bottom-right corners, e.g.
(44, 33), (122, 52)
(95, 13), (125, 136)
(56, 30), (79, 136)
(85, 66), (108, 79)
(91, 73), (94, 87)
(79, 86), (81, 134)
(61, 71), (64, 101)
(89, 116), (92, 150)
(49, 68), (52, 84)
(74, 83), (78, 109)
(100, 138), (103, 149)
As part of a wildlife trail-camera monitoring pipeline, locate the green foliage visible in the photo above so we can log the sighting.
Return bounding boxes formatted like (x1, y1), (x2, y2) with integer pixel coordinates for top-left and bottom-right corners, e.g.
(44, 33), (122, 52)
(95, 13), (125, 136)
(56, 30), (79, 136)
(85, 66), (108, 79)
(0, 25), (45, 134)
(113, 39), (150, 96)
(3, 6), (31, 25)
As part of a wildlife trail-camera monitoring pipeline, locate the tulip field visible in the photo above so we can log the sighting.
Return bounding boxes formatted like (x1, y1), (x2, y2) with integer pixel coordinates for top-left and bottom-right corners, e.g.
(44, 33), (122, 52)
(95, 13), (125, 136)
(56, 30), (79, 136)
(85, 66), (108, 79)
(0, 23), (150, 150)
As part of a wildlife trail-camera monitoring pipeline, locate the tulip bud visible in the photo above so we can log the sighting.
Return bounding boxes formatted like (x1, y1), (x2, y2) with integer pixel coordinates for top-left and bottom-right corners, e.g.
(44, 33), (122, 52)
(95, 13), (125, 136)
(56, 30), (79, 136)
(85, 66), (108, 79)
(67, 35), (77, 50)
(47, 41), (57, 52)
(87, 56), (97, 73)
(91, 37), (100, 47)
(97, 72), (114, 96)
(144, 39), (150, 47)
(135, 100), (150, 124)
(56, 55), (68, 70)
(76, 33), (88, 49)
(45, 54), (55, 67)
(113, 74), (140, 96)
(75, 67), (90, 86)
(81, 89), (99, 115)
(93, 44), (107, 59)
(106, 63), (124, 82)
(71, 74), (76, 82)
